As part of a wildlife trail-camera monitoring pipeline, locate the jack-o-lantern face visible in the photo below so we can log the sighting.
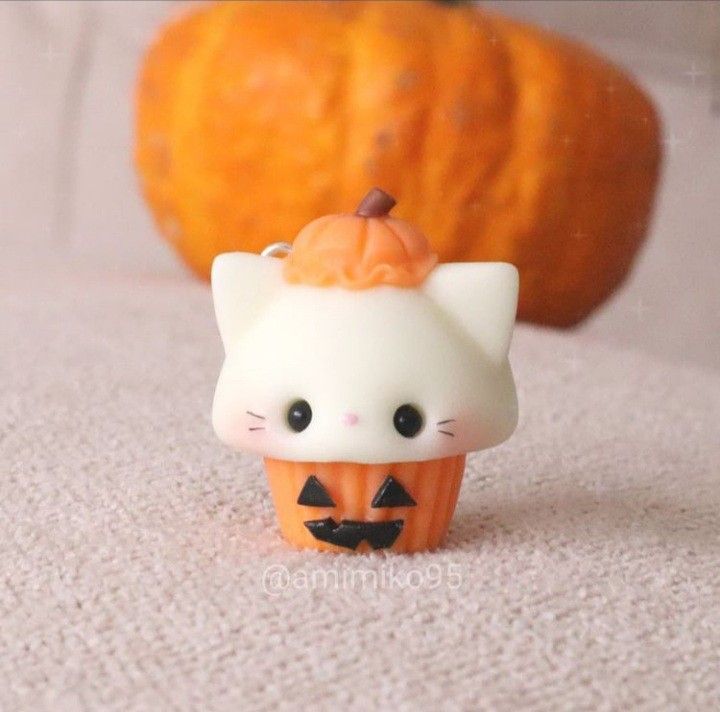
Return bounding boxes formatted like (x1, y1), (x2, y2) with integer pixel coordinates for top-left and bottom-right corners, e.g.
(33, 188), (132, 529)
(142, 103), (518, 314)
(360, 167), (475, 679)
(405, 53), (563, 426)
(264, 457), (467, 553)
(300, 475), (416, 550)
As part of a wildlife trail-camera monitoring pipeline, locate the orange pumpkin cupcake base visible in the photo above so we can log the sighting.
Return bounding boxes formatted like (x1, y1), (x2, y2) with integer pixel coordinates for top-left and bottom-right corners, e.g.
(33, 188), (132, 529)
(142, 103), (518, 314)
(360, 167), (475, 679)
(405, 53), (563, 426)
(265, 456), (466, 553)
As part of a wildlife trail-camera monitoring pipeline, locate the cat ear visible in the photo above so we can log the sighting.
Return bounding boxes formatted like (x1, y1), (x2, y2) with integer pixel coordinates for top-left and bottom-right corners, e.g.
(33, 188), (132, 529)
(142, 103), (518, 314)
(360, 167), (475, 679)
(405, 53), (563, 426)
(424, 262), (519, 364)
(211, 252), (284, 353)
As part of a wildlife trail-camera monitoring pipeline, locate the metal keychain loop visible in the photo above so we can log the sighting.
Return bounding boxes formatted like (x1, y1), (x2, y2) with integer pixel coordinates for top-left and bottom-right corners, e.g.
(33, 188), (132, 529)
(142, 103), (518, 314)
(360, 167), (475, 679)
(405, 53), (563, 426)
(260, 242), (293, 258)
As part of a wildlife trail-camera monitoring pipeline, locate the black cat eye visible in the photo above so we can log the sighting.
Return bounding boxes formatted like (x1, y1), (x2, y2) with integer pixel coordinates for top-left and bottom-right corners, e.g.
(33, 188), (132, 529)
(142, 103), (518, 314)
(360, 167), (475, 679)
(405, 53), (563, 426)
(287, 399), (312, 432)
(393, 404), (424, 438)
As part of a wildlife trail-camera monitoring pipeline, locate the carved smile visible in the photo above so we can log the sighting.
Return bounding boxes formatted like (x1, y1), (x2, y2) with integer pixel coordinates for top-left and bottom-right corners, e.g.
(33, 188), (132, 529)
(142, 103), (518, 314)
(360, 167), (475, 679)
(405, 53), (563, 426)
(304, 518), (404, 550)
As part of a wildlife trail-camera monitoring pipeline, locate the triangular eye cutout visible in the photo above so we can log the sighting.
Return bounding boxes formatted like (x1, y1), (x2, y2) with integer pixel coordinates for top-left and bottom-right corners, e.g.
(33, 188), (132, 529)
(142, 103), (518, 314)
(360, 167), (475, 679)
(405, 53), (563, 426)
(297, 475), (336, 507)
(371, 476), (417, 508)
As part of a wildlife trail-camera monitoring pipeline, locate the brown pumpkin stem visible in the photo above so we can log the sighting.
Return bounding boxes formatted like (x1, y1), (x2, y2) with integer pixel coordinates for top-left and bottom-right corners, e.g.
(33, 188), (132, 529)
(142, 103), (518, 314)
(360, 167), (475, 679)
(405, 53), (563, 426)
(355, 187), (397, 218)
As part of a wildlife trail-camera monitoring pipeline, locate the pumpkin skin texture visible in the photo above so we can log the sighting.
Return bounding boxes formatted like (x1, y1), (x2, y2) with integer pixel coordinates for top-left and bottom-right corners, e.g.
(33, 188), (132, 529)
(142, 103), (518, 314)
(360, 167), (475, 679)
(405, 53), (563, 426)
(135, 1), (661, 326)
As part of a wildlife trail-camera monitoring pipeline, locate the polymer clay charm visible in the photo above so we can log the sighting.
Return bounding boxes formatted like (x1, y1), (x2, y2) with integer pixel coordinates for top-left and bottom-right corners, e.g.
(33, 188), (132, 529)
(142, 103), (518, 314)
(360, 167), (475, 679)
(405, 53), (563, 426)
(212, 188), (519, 553)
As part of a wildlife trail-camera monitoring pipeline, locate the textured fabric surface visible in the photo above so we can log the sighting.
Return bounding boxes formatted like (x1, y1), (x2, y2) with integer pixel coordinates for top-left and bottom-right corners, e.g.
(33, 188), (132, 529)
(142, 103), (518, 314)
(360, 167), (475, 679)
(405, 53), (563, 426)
(2, 256), (719, 711)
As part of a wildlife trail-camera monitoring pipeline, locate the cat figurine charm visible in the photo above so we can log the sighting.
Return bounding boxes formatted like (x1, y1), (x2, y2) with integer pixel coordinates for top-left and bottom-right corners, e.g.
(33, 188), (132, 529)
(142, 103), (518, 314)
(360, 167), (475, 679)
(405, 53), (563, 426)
(212, 188), (519, 552)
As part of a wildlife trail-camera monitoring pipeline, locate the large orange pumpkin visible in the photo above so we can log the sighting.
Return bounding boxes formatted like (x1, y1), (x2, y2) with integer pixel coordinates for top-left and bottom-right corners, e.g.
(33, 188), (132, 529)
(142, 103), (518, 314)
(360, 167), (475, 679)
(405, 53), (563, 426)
(135, 0), (661, 326)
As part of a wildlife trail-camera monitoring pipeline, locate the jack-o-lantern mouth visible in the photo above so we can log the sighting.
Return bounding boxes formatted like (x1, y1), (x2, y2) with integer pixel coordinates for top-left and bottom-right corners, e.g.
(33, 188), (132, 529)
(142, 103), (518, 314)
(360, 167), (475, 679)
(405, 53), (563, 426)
(304, 518), (404, 550)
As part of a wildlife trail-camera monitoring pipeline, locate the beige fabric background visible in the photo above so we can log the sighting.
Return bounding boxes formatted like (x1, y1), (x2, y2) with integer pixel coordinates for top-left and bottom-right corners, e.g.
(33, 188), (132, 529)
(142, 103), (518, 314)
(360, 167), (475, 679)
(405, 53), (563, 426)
(2, 255), (719, 710)
(1, 2), (719, 710)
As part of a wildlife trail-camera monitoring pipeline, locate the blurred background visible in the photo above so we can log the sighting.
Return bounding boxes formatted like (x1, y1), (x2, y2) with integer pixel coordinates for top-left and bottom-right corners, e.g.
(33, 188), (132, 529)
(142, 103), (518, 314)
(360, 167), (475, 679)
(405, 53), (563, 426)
(1, 0), (719, 369)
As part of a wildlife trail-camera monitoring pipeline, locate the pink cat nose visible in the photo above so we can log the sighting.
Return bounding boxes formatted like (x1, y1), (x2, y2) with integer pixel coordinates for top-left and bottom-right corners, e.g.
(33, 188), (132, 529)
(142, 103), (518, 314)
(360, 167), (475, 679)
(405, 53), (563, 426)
(341, 413), (359, 426)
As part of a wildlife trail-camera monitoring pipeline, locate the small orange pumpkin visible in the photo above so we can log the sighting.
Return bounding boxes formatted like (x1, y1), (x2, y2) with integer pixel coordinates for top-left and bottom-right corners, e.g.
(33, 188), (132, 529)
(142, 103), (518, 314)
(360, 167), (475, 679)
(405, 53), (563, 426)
(135, 0), (661, 326)
(283, 187), (438, 289)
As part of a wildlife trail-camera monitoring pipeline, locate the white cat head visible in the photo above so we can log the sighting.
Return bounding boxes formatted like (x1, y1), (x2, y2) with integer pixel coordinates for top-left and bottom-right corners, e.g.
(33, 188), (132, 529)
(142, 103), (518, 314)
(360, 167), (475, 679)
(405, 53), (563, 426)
(211, 252), (519, 464)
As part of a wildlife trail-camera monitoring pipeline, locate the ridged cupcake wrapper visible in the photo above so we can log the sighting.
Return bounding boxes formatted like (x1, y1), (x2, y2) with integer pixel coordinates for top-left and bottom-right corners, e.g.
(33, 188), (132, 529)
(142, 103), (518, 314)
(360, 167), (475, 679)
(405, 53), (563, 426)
(264, 456), (466, 553)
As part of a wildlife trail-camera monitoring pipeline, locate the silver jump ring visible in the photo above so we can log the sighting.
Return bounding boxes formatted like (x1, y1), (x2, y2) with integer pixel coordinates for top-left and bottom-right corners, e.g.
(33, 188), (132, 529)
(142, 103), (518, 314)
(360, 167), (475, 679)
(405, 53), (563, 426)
(260, 241), (293, 258)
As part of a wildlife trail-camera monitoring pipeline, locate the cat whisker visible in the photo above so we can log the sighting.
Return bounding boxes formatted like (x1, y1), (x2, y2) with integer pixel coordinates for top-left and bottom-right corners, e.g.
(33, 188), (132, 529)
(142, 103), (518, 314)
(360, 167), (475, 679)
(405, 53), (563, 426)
(246, 411), (266, 420)
(437, 419), (456, 425)
(437, 430), (455, 437)
(248, 427), (265, 431)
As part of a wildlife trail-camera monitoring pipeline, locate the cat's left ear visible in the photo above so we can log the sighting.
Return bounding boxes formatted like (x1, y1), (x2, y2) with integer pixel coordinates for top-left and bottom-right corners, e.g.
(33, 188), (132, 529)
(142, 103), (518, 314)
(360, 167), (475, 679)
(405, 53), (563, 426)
(424, 262), (519, 364)
(212, 252), (284, 353)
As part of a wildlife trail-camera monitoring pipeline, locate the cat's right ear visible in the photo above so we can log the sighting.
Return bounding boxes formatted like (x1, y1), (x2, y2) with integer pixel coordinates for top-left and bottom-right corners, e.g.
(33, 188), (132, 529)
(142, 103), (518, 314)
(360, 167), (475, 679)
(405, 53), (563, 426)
(211, 252), (284, 353)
